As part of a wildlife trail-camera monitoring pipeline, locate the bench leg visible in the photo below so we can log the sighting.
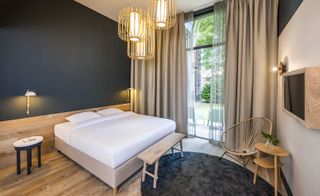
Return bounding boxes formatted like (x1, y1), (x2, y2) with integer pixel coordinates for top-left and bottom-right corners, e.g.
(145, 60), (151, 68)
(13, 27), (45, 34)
(153, 161), (159, 189)
(180, 140), (184, 158)
(113, 187), (118, 195)
(142, 162), (147, 182)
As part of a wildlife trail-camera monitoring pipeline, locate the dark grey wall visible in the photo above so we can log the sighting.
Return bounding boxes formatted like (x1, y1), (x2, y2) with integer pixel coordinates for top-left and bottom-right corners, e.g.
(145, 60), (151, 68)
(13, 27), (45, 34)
(278, 0), (303, 35)
(0, 0), (130, 121)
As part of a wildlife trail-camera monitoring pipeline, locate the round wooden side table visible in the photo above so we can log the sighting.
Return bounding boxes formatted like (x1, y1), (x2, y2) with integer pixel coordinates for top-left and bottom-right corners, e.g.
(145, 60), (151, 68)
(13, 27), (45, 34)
(13, 136), (43, 175)
(253, 143), (289, 196)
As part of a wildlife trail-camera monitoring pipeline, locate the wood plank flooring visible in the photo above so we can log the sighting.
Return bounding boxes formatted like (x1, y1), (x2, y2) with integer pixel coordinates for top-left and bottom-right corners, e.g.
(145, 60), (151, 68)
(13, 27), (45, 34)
(0, 138), (287, 196)
(0, 151), (141, 196)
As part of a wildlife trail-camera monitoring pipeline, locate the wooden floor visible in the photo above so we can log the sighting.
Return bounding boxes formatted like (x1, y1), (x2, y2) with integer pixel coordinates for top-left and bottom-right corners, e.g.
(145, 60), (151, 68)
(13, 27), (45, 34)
(0, 151), (142, 196)
(0, 138), (287, 196)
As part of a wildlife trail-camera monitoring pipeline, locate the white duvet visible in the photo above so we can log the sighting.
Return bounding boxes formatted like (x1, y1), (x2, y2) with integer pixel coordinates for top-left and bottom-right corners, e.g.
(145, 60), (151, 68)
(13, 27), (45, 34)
(54, 112), (176, 168)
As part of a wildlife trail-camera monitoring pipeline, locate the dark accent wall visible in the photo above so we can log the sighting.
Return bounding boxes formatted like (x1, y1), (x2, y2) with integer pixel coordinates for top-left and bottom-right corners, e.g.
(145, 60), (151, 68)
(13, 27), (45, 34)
(278, 0), (303, 35)
(0, 0), (130, 121)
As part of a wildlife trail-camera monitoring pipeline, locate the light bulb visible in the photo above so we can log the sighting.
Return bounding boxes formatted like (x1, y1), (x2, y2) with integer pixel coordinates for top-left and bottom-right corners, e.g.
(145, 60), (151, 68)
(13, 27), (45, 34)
(129, 11), (140, 41)
(272, 66), (278, 72)
(156, 0), (167, 28)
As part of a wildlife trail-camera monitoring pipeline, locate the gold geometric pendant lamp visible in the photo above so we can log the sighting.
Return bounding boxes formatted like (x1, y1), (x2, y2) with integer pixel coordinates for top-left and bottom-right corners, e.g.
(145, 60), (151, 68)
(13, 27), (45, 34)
(118, 7), (147, 42)
(118, 0), (176, 60)
(127, 19), (155, 60)
(148, 0), (176, 30)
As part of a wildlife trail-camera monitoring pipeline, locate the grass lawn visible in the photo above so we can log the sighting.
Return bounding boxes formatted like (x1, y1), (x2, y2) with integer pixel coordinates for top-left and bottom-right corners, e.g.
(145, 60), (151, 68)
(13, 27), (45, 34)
(194, 102), (224, 126)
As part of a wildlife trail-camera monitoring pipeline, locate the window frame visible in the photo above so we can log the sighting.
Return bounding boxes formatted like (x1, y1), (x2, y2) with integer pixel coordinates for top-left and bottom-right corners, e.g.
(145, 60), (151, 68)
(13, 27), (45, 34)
(192, 6), (225, 51)
(193, 6), (214, 50)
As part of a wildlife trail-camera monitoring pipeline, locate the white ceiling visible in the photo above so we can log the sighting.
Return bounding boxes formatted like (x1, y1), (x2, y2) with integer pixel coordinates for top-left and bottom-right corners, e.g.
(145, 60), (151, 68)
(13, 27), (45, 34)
(74, 0), (214, 21)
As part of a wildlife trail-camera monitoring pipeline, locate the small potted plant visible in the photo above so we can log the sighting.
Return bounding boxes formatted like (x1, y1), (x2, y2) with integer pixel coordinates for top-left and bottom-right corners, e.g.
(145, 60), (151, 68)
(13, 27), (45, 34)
(262, 131), (279, 146)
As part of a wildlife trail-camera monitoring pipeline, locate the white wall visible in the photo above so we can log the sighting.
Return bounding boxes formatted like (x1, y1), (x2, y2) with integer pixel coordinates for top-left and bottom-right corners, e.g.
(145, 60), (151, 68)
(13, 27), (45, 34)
(278, 0), (320, 195)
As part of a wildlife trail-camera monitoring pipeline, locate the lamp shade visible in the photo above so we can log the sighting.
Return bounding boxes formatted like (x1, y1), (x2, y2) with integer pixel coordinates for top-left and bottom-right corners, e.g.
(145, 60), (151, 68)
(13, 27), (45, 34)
(25, 90), (36, 97)
(127, 17), (155, 60)
(148, 0), (177, 30)
(118, 7), (148, 42)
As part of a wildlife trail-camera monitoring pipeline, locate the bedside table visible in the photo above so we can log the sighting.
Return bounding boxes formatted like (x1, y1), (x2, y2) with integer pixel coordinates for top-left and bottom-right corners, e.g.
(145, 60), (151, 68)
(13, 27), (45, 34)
(13, 136), (43, 175)
(253, 143), (289, 196)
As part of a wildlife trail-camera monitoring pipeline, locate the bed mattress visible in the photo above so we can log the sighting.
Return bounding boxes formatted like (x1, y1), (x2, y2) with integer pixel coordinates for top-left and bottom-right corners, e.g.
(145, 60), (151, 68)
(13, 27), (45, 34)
(54, 112), (176, 169)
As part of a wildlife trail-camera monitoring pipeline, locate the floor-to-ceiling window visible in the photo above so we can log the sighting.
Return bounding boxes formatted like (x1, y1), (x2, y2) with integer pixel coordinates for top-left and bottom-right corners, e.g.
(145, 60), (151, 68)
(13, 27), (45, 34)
(187, 8), (225, 143)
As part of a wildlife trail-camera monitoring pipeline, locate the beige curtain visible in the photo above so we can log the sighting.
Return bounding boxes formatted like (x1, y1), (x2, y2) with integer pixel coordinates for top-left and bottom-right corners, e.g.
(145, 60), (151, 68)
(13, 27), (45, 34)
(224, 0), (278, 131)
(131, 13), (187, 134)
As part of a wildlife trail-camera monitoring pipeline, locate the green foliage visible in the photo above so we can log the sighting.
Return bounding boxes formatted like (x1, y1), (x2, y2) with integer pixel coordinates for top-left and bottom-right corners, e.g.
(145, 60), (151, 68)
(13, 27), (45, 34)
(201, 48), (213, 70)
(262, 132), (280, 146)
(194, 14), (214, 71)
(201, 83), (211, 103)
(194, 13), (225, 104)
(194, 14), (214, 46)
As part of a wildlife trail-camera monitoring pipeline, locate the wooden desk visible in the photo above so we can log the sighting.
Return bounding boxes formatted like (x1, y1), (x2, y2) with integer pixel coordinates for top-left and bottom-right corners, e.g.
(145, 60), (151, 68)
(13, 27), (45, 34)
(253, 143), (289, 196)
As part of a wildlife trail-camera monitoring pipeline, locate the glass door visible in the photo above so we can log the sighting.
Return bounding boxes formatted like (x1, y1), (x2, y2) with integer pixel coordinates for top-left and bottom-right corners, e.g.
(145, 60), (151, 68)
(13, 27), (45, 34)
(187, 11), (225, 142)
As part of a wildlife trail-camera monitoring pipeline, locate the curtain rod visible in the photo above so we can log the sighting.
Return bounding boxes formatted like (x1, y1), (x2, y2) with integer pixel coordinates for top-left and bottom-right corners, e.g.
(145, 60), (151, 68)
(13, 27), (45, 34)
(192, 0), (222, 12)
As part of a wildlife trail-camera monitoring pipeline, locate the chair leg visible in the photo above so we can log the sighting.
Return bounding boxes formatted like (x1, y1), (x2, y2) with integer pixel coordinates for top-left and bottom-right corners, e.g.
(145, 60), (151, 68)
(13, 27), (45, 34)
(241, 156), (246, 167)
(240, 155), (251, 167)
(219, 151), (227, 160)
(244, 157), (252, 167)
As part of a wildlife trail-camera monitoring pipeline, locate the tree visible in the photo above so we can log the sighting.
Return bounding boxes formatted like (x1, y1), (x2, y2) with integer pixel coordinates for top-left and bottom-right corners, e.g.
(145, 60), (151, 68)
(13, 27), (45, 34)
(194, 14), (214, 46)
(193, 13), (225, 105)
(201, 83), (211, 103)
(194, 14), (214, 71)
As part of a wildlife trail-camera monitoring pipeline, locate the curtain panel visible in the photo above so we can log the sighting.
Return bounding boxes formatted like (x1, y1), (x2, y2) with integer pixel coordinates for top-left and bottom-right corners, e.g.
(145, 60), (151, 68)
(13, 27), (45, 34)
(209, 0), (227, 142)
(185, 12), (196, 136)
(224, 0), (278, 132)
(131, 13), (188, 134)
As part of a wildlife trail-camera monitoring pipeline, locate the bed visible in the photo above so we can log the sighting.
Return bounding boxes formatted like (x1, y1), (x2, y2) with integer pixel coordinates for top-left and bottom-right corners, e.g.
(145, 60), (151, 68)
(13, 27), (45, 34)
(54, 110), (176, 192)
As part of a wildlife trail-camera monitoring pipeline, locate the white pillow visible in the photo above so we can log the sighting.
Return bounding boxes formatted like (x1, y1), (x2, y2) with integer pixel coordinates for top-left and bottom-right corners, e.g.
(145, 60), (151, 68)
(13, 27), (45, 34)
(65, 112), (101, 124)
(97, 108), (123, 116)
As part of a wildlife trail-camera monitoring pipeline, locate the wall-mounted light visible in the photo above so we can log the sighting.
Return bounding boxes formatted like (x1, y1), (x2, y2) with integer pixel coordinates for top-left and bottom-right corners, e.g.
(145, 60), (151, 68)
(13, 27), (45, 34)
(127, 88), (133, 102)
(127, 88), (136, 111)
(25, 90), (37, 115)
(272, 61), (287, 75)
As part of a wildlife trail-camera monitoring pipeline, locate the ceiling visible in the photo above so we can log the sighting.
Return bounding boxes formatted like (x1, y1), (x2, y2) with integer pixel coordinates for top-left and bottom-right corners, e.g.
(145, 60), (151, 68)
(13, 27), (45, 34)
(74, 0), (214, 21)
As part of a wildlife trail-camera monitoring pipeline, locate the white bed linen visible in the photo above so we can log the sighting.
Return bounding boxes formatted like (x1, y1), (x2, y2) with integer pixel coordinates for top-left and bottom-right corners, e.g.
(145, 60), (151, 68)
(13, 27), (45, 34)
(54, 112), (176, 168)
(54, 122), (75, 142)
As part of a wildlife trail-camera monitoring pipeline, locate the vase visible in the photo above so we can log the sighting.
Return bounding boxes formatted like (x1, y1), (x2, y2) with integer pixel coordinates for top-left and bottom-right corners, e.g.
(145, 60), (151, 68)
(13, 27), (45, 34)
(266, 140), (273, 147)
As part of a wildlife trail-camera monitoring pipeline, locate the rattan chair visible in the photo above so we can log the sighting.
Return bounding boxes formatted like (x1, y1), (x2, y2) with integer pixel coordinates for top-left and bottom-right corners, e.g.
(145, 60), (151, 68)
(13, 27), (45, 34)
(219, 117), (272, 166)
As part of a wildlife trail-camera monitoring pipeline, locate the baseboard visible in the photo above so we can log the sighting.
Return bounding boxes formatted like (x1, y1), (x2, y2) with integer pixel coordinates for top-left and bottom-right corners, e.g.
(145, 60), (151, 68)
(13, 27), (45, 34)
(280, 168), (293, 196)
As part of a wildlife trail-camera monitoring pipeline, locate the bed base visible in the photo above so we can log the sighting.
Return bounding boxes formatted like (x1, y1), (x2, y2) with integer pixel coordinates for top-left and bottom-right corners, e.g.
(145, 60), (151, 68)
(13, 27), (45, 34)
(55, 137), (143, 193)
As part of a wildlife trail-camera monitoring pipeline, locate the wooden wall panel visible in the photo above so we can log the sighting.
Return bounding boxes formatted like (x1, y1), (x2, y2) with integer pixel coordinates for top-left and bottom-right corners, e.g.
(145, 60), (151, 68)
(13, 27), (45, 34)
(305, 67), (320, 129)
(0, 103), (130, 169)
(283, 67), (320, 129)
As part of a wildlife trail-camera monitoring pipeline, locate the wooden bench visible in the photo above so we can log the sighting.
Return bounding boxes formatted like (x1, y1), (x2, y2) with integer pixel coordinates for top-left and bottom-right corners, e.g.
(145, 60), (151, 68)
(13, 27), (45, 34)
(137, 132), (185, 189)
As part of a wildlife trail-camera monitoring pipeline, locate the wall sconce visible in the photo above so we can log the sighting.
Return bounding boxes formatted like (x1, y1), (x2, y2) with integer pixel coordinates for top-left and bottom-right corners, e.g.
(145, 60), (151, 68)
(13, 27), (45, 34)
(25, 90), (37, 115)
(127, 88), (133, 102)
(127, 88), (136, 111)
(272, 61), (287, 75)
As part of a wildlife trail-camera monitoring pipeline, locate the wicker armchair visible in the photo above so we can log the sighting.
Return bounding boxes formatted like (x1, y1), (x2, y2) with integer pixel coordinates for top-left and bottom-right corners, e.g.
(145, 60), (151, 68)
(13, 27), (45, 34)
(219, 117), (272, 166)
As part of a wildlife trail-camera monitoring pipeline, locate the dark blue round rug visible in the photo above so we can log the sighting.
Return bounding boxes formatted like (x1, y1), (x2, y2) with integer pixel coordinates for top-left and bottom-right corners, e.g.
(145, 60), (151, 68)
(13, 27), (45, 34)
(141, 152), (277, 196)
